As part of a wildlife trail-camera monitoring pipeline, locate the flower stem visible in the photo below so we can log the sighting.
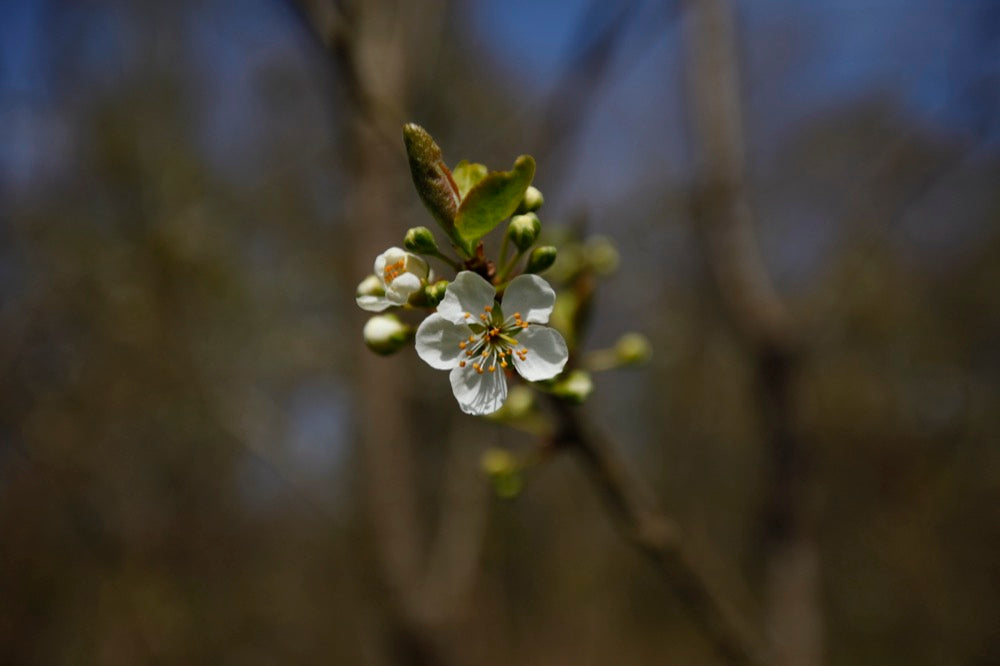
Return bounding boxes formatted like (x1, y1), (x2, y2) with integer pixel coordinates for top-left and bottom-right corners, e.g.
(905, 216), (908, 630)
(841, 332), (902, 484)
(498, 232), (511, 268)
(583, 349), (620, 372)
(429, 249), (461, 271)
(496, 249), (525, 283)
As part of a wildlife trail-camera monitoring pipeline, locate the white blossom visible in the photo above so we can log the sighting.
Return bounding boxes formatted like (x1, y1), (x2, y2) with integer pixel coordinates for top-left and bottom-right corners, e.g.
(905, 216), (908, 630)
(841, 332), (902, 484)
(356, 247), (429, 312)
(415, 271), (568, 415)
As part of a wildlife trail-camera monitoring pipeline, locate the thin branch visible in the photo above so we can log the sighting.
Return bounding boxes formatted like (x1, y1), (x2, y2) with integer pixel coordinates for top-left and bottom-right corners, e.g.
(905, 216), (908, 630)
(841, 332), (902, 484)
(548, 398), (769, 666)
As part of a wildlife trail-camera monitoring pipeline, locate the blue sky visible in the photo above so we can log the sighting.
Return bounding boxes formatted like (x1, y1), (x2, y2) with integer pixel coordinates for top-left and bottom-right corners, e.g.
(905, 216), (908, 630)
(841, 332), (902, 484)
(2, 0), (997, 198)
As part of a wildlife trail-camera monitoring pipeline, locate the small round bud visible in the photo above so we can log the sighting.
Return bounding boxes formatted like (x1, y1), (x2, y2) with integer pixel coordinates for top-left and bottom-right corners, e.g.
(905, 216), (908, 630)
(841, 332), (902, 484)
(363, 314), (412, 355)
(480, 448), (523, 498)
(403, 226), (439, 254)
(356, 274), (385, 298)
(481, 448), (517, 476)
(552, 370), (593, 404)
(614, 333), (652, 366)
(507, 213), (541, 252)
(487, 385), (535, 422)
(515, 185), (544, 214)
(424, 279), (450, 307)
(525, 245), (557, 274)
(585, 236), (620, 275)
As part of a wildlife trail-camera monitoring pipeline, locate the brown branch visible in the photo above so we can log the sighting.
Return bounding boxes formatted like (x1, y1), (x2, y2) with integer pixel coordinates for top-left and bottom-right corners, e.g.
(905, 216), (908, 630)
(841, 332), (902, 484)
(681, 1), (822, 665)
(549, 398), (769, 666)
(288, 3), (488, 665)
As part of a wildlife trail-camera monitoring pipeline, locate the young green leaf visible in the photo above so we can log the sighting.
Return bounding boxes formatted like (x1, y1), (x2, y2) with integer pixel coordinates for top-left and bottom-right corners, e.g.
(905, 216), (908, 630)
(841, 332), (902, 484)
(454, 155), (535, 248)
(451, 160), (489, 199)
(402, 123), (461, 245)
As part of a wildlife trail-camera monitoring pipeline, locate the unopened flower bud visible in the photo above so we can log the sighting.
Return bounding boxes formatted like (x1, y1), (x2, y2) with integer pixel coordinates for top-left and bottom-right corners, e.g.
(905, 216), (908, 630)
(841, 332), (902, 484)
(507, 213), (541, 252)
(614, 333), (652, 365)
(515, 185), (544, 214)
(356, 274), (385, 298)
(552, 370), (593, 403)
(525, 245), (557, 274)
(487, 385), (535, 421)
(480, 448), (523, 498)
(424, 279), (449, 307)
(481, 448), (517, 476)
(363, 314), (412, 355)
(404, 226), (439, 254)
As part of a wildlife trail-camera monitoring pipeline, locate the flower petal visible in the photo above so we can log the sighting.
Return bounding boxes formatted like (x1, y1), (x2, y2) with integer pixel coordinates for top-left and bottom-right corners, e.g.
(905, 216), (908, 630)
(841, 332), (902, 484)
(386, 272), (422, 303)
(357, 294), (392, 312)
(501, 274), (556, 324)
(437, 271), (496, 324)
(404, 253), (429, 280)
(373, 247), (400, 276)
(512, 326), (568, 381)
(415, 314), (472, 370)
(449, 363), (508, 415)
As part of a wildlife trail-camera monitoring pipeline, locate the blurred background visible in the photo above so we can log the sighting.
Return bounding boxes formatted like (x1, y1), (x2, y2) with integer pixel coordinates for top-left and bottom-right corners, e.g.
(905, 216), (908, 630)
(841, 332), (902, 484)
(1, 0), (999, 664)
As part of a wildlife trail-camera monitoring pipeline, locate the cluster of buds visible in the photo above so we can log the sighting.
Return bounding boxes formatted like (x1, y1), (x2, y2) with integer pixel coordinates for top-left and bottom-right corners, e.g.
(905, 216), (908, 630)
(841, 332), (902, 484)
(356, 124), (648, 426)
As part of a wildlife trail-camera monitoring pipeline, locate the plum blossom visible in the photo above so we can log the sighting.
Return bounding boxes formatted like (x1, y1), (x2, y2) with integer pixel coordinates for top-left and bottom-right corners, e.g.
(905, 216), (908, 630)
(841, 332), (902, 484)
(415, 271), (569, 415)
(356, 247), (429, 312)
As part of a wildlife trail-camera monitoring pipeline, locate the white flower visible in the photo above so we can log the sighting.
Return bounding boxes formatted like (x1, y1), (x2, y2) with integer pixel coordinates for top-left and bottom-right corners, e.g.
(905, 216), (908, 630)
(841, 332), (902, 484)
(356, 247), (429, 312)
(415, 271), (569, 415)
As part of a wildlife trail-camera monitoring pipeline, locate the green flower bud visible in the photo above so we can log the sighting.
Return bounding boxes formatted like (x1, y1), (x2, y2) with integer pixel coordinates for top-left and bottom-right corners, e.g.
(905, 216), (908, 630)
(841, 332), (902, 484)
(585, 236), (620, 275)
(424, 279), (449, 307)
(552, 370), (594, 404)
(614, 333), (652, 365)
(481, 448), (517, 476)
(525, 245), (557, 274)
(403, 226), (439, 254)
(363, 314), (412, 355)
(356, 274), (385, 298)
(480, 448), (523, 499)
(507, 213), (541, 252)
(515, 185), (544, 214)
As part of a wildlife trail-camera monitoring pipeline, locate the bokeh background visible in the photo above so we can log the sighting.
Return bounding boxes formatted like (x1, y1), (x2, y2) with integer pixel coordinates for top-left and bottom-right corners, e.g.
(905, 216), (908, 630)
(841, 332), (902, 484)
(2, 0), (999, 664)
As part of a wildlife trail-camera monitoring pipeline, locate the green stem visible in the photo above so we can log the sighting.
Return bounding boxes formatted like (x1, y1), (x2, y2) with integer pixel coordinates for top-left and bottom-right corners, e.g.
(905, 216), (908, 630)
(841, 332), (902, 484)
(429, 249), (461, 271)
(498, 231), (511, 268)
(583, 349), (620, 372)
(496, 249), (525, 283)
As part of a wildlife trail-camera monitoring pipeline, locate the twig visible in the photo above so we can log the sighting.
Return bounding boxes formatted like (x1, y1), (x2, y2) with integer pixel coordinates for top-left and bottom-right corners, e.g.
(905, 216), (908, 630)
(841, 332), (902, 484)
(548, 398), (769, 666)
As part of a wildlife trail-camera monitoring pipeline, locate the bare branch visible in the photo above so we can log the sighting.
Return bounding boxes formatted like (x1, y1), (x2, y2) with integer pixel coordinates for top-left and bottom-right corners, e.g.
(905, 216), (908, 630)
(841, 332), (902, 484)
(681, 1), (822, 665)
(549, 398), (769, 666)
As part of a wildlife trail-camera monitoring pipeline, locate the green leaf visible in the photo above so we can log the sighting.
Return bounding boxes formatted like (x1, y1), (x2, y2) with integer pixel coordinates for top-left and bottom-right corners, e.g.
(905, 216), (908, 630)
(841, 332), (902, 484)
(402, 123), (461, 243)
(455, 155), (535, 248)
(451, 161), (488, 199)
